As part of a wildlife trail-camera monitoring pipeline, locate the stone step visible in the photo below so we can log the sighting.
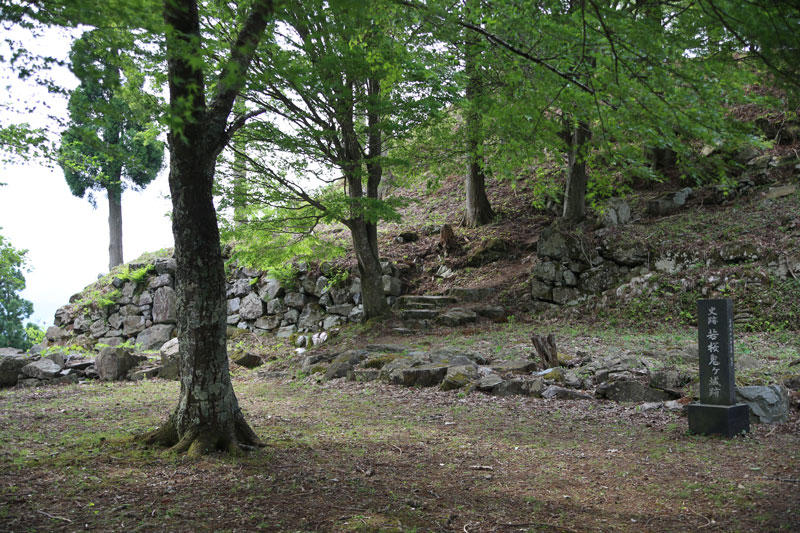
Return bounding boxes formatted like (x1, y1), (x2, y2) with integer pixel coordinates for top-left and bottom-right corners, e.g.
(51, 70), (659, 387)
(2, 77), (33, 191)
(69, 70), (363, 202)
(446, 287), (497, 303)
(397, 295), (458, 308)
(399, 302), (438, 310)
(400, 309), (440, 320)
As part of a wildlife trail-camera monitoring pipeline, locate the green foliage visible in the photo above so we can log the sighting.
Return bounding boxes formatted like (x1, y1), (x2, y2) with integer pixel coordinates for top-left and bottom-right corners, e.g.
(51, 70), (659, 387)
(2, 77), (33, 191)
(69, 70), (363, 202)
(58, 29), (164, 206)
(217, 0), (451, 269)
(0, 124), (49, 164)
(75, 288), (121, 314)
(114, 263), (154, 284)
(0, 231), (34, 350)
(24, 323), (45, 346)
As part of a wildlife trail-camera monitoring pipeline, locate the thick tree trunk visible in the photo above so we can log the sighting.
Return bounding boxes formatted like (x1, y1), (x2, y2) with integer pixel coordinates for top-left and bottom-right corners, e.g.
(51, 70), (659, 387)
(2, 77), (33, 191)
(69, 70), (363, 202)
(145, 153), (261, 456)
(107, 183), (123, 270)
(463, 29), (494, 228)
(350, 218), (387, 319)
(141, 0), (269, 456)
(562, 119), (591, 223)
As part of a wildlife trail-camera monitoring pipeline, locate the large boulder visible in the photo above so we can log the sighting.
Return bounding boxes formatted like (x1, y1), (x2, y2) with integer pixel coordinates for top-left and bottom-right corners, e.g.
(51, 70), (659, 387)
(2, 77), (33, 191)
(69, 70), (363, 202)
(275, 324), (296, 338)
(239, 292), (264, 321)
(226, 278), (252, 298)
(393, 363), (448, 387)
(258, 278), (284, 301)
(440, 365), (479, 391)
(542, 385), (593, 400)
(324, 350), (369, 380)
(297, 303), (325, 331)
(136, 324), (176, 351)
(466, 238), (508, 267)
(152, 286), (177, 324)
(45, 326), (68, 343)
(21, 358), (63, 380)
(0, 352), (29, 387)
(122, 315), (147, 336)
(492, 359), (539, 374)
(54, 306), (74, 327)
(148, 274), (173, 290)
(437, 308), (477, 327)
(601, 198), (631, 227)
(649, 368), (693, 391)
(646, 187), (693, 216)
(266, 298), (287, 315)
(159, 338), (180, 380)
(382, 275), (401, 296)
(284, 292), (306, 309)
(596, 380), (676, 402)
(95, 347), (143, 381)
(537, 226), (581, 261)
(736, 385), (790, 424)
(254, 315), (281, 331)
(327, 304), (354, 317)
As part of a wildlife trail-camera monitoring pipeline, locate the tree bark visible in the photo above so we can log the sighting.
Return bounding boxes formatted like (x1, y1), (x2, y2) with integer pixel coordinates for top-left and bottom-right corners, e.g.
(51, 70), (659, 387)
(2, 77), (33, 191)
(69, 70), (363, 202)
(463, 23), (494, 228)
(107, 184), (123, 270)
(561, 119), (591, 223)
(350, 218), (386, 319)
(340, 77), (388, 320)
(531, 333), (559, 369)
(141, 0), (271, 456)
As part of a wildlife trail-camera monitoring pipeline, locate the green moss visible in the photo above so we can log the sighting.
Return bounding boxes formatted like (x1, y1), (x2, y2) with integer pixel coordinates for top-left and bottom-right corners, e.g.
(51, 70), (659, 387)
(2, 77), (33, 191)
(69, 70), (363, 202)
(362, 354), (402, 369)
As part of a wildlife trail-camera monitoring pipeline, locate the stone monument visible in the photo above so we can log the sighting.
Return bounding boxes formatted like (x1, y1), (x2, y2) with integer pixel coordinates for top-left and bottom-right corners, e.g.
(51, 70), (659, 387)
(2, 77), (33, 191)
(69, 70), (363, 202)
(687, 298), (750, 437)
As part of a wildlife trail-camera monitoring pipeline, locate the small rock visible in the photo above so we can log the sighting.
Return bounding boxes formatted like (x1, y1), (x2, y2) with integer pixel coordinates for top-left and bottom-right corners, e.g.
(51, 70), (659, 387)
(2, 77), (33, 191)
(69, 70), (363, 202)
(542, 386), (593, 400)
(160, 338), (180, 380)
(233, 352), (263, 369)
(130, 366), (161, 381)
(476, 374), (504, 392)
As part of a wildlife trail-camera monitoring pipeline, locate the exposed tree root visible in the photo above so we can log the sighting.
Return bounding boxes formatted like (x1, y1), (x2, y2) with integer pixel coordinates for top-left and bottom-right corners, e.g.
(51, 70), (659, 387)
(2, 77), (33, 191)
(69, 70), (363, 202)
(137, 413), (264, 457)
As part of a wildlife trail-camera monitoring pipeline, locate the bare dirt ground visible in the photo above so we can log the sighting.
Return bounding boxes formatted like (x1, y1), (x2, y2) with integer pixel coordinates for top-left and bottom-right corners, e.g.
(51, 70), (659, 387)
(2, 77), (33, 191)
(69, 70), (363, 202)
(1, 363), (797, 532)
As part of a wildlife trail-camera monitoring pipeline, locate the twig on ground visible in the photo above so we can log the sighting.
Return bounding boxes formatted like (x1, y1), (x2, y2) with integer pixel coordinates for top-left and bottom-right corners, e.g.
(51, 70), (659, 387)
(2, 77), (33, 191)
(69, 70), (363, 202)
(687, 507), (714, 528)
(469, 465), (494, 471)
(498, 522), (578, 532)
(37, 510), (72, 523)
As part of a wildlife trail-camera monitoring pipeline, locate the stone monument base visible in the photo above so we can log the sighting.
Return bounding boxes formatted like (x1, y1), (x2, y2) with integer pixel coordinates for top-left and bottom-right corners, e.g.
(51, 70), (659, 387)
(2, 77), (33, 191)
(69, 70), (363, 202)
(687, 403), (750, 437)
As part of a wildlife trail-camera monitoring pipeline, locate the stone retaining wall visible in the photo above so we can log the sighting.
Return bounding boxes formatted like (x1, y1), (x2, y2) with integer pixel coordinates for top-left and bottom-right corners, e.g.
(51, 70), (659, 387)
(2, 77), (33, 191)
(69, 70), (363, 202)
(44, 256), (403, 352)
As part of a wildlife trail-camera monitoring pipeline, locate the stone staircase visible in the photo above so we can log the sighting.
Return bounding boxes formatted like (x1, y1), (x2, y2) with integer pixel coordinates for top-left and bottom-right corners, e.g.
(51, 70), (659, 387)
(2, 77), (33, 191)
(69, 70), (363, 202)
(394, 289), (505, 328)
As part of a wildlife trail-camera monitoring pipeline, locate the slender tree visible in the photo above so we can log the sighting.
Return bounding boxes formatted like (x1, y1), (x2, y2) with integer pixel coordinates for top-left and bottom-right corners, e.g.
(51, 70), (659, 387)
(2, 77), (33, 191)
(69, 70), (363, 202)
(58, 30), (164, 270)
(225, 0), (450, 319)
(0, 230), (34, 350)
(462, 2), (494, 227)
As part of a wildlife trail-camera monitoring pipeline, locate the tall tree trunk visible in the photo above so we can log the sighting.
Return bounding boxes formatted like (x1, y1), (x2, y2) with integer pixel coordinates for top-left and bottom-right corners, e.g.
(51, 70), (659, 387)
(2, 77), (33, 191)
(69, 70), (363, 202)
(141, 0), (270, 456)
(463, 20), (494, 228)
(341, 77), (388, 320)
(107, 183), (123, 269)
(561, 119), (591, 223)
